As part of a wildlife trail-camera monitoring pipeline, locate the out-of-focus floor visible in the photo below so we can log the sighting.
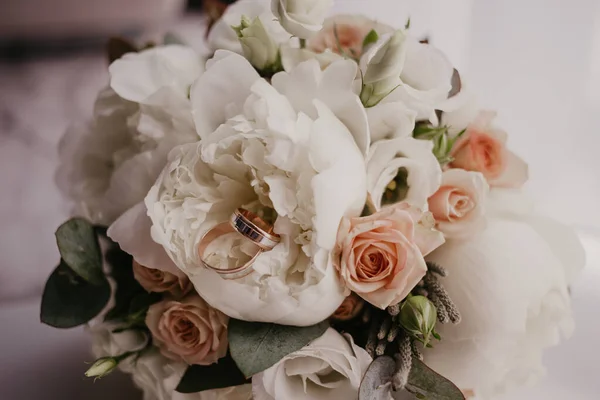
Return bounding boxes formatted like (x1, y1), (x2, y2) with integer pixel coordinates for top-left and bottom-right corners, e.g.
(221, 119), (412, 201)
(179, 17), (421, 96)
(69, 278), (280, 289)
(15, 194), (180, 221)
(0, 0), (599, 399)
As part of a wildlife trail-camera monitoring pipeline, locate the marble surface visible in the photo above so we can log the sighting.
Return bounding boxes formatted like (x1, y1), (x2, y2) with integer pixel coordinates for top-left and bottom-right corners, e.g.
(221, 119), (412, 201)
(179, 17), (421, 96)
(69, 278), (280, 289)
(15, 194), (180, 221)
(1, 1), (599, 399)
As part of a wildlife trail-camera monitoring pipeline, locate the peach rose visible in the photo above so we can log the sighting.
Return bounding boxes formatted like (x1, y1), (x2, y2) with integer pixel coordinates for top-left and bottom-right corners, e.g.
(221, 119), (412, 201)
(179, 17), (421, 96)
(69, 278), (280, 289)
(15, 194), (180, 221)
(331, 293), (365, 321)
(133, 260), (193, 298)
(146, 295), (228, 365)
(450, 111), (528, 188)
(308, 15), (393, 58)
(334, 203), (445, 309)
(428, 169), (489, 239)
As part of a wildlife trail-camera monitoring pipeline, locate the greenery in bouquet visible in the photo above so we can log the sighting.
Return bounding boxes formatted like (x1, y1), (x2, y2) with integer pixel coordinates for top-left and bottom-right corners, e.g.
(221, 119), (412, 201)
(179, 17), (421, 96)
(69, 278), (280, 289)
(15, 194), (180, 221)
(41, 0), (584, 399)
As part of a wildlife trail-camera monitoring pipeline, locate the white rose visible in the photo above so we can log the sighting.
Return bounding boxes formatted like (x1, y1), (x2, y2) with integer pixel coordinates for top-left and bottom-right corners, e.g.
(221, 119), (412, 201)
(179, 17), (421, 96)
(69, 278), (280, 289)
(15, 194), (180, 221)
(427, 169), (489, 239)
(271, 0), (334, 39)
(109, 51), (369, 326)
(208, 0), (290, 55)
(88, 322), (148, 373)
(360, 32), (455, 120)
(56, 45), (202, 225)
(235, 16), (280, 70)
(367, 137), (442, 210)
(252, 328), (372, 400)
(424, 189), (585, 398)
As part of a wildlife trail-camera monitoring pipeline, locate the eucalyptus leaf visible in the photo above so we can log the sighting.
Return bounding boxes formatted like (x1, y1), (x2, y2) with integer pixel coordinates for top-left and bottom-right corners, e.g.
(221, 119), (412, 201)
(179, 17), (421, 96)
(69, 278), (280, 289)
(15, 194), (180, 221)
(176, 354), (248, 393)
(41, 261), (111, 329)
(406, 359), (465, 400)
(55, 218), (104, 285)
(228, 319), (329, 378)
(359, 356), (396, 400)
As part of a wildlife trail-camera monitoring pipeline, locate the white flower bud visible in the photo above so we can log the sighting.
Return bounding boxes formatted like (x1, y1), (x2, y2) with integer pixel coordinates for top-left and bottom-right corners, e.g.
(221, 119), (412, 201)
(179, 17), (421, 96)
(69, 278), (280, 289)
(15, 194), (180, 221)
(360, 30), (408, 107)
(234, 15), (280, 72)
(271, 0), (333, 40)
(85, 357), (118, 379)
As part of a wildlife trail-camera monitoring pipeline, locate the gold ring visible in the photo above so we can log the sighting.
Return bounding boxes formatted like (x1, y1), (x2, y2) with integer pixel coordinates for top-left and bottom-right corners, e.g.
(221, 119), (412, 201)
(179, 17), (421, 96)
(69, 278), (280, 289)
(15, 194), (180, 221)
(230, 208), (281, 250)
(197, 222), (263, 280)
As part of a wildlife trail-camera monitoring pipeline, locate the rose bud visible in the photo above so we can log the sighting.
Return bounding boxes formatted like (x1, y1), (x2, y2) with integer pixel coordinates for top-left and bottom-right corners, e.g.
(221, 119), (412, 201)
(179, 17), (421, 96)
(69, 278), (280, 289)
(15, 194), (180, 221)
(332, 293), (365, 321)
(399, 295), (438, 346)
(85, 357), (118, 379)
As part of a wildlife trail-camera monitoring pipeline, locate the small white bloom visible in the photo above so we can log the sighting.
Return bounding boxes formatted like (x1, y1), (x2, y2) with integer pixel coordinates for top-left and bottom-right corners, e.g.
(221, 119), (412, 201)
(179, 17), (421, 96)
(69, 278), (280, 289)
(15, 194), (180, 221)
(252, 328), (372, 400)
(85, 357), (118, 378)
(88, 322), (148, 373)
(208, 0), (290, 55)
(131, 350), (252, 400)
(234, 16), (280, 71)
(360, 30), (408, 108)
(424, 189), (585, 398)
(271, 0), (334, 39)
(56, 45), (202, 225)
(280, 45), (344, 71)
(367, 137), (442, 210)
(360, 32), (455, 120)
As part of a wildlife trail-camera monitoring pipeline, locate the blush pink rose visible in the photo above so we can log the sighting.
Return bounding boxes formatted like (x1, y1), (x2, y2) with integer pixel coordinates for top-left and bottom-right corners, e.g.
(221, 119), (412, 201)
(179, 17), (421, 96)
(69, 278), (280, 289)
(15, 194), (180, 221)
(428, 169), (489, 239)
(334, 203), (445, 309)
(146, 295), (228, 365)
(450, 111), (528, 188)
(132, 260), (193, 298)
(331, 293), (365, 321)
(308, 15), (393, 58)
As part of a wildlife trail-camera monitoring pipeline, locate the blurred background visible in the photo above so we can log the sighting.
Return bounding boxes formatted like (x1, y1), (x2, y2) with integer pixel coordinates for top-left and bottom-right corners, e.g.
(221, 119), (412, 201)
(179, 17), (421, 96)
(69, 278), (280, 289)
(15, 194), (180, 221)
(0, 0), (598, 399)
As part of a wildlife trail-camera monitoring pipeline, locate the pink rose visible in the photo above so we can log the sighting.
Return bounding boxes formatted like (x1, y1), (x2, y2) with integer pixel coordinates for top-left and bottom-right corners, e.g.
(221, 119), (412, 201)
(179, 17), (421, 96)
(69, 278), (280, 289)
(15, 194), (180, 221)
(334, 204), (445, 309)
(450, 111), (528, 188)
(428, 169), (489, 239)
(133, 260), (193, 298)
(146, 295), (228, 365)
(308, 15), (392, 58)
(331, 293), (365, 321)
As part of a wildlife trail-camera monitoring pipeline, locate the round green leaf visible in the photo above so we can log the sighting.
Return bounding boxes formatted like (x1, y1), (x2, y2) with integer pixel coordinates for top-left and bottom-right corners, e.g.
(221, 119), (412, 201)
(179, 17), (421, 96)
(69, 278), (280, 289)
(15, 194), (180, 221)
(40, 261), (111, 329)
(359, 356), (396, 400)
(228, 319), (329, 378)
(406, 358), (465, 400)
(55, 218), (104, 285)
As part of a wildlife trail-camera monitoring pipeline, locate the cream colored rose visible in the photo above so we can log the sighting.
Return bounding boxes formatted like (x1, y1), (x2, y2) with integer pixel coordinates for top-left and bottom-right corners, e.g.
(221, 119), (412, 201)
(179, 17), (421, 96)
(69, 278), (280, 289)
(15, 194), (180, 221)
(428, 169), (489, 239)
(252, 328), (372, 400)
(333, 204), (445, 309)
(133, 260), (193, 298)
(146, 295), (228, 365)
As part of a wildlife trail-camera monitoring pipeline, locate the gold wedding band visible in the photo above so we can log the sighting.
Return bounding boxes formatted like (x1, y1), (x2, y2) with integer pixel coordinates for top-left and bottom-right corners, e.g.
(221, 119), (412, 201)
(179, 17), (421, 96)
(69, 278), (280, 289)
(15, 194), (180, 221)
(197, 208), (280, 279)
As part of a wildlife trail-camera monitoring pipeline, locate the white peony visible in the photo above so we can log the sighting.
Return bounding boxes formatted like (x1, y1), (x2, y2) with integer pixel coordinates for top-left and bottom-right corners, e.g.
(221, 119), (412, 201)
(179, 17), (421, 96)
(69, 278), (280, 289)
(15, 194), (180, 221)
(424, 189), (585, 398)
(367, 137), (442, 210)
(208, 0), (290, 55)
(252, 328), (372, 400)
(271, 0), (334, 39)
(88, 322), (148, 373)
(109, 51), (369, 326)
(56, 45), (203, 225)
(131, 350), (252, 400)
(360, 31), (455, 120)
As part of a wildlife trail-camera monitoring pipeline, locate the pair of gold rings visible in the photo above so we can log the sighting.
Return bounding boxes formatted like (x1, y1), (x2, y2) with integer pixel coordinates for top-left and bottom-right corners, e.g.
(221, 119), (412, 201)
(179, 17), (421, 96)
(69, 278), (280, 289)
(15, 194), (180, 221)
(197, 208), (280, 279)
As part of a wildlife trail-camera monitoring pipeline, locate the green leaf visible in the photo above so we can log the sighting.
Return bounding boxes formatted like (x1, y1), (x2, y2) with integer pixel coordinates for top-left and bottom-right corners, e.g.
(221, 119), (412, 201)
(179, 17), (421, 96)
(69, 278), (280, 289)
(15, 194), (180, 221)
(163, 32), (186, 46)
(103, 246), (146, 322)
(55, 218), (104, 285)
(40, 261), (111, 328)
(406, 358), (465, 400)
(228, 319), (329, 378)
(362, 29), (380, 49)
(176, 354), (249, 394)
(106, 37), (138, 64)
(359, 356), (396, 400)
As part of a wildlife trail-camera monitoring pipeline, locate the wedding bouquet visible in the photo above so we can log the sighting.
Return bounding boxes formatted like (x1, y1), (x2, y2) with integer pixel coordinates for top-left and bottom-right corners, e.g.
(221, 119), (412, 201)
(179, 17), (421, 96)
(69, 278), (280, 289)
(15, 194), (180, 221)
(42, 0), (585, 399)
